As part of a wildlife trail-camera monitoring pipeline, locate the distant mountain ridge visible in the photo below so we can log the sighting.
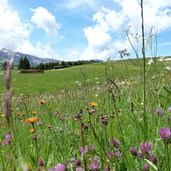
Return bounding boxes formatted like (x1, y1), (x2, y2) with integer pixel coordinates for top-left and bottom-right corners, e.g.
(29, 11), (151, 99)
(0, 48), (60, 66)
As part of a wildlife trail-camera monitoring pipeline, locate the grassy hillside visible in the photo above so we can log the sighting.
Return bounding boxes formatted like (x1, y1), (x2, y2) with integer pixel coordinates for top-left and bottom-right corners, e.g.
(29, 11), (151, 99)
(0, 58), (170, 95)
(0, 57), (171, 170)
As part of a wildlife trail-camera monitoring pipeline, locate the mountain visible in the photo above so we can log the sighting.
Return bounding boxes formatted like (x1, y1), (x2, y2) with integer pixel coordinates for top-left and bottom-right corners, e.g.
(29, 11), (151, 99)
(0, 48), (60, 66)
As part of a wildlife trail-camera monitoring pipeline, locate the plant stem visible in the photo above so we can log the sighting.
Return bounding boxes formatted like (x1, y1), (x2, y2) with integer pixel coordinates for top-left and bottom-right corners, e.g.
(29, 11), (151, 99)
(80, 122), (87, 171)
(141, 0), (148, 141)
(165, 143), (170, 171)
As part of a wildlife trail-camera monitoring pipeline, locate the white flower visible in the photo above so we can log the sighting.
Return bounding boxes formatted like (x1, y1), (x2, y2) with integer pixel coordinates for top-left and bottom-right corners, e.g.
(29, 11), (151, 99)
(164, 58), (171, 61)
(147, 59), (154, 65)
(158, 57), (164, 62)
(165, 66), (171, 71)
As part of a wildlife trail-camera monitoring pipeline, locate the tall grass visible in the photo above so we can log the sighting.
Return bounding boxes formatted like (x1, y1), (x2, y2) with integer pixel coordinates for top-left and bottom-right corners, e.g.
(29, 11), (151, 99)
(0, 1), (171, 171)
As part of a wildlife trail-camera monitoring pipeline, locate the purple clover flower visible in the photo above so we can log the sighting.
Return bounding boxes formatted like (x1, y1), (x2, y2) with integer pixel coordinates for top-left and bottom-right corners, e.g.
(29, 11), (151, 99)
(106, 151), (114, 159)
(130, 147), (138, 156)
(156, 108), (164, 116)
(88, 156), (101, 170)
(78, 144), (94, 155)
(2, 134), (12, 145)
(113, 138), (120, 149)
(115, 151), (121, 159)
(143, 163), (150, 171)
(76, 167), (84, 171)
(140, 142), (151, 154)
(159, 127), (171, 141)
(38, 159), (44, 166)
(78, 146), (88, 155)
(54, 164), (66, 171)
(88, 144), (95, 151)
(150, 154), (157, 165)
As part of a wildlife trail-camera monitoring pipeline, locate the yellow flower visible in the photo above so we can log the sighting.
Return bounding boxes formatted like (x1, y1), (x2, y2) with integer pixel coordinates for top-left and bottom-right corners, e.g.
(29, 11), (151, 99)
(39, 99), (46, 105)
(32, 111), (37, 115)
(90, 102), (97, 107)
(24, 116), (39, 124)
(29, 128), (35, 133)
(1, 113), (5, 117)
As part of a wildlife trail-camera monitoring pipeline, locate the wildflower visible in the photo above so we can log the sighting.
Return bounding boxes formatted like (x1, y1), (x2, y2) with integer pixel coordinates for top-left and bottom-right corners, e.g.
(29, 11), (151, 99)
(39, 99), (46, 105)
(150, 154), (157, 165)
(147, 59), (154, 65)
(2, 134), (12, 145)
(89, 109), (96, 115)
(130, 147), (138, 156)
(156, 108), (164, 116)
(76, 167), (84, 171)
(47, 125), (52, 129)
(1, 113), (5, 117)
(140, 143), (151, 154)
(159, 127), (171, 141)
(168, 107), (171, 112)
(78, 146), (88, 155)
(32, 111), (37, 115)
(106, 151), (114, 159)
(38, 159), (44, 166)
(115, 151), (121, 159)
(24, 116), (39, 124)
(29, 128), (35, 133)
(70, 158), (81, 166)
(101, 116), (109, 126)
(90, 102), (97, 107)
(37, 121), (43, 126)
(165, 66), (171, 71)
(15, 112), (23, 117)
(88, 156), (101, 170)
(60, 115), (66, 122)
(75, 160), (81, 166)
(32, 134), (38, 141)
(143, 163), (150, 171)
(113, 138), (120, 149)
(54, 164), (66, 171)
(88, 144), (95, 151)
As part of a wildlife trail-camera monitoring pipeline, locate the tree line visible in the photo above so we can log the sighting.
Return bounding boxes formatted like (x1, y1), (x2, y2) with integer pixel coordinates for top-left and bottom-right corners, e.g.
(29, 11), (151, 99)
(17, 56), (99, 70)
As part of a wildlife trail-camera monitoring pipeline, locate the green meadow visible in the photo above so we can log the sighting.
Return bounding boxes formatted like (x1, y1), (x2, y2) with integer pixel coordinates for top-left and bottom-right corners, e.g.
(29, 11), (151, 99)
(0, 57), (171, 170)
(0, 60), (143, 95)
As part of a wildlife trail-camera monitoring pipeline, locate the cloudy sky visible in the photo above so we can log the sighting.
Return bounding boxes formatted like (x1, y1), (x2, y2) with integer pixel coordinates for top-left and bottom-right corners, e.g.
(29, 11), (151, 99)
(0, 0), (171, 60)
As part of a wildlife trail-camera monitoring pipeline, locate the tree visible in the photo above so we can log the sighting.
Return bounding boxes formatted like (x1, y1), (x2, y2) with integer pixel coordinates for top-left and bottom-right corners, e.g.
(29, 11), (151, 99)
(39, 63), (45, 70)
(23, 56), (30, 69)
(18, 56), (30, 69)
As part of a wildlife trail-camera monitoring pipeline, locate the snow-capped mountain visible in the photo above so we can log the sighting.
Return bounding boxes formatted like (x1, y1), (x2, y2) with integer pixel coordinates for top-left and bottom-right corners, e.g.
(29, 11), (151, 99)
(0, 48), (60, 66)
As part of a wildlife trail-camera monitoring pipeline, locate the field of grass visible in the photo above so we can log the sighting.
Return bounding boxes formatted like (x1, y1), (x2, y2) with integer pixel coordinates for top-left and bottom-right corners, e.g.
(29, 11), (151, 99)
(0, 60), (143, 95)
(0, 58), (171, 171)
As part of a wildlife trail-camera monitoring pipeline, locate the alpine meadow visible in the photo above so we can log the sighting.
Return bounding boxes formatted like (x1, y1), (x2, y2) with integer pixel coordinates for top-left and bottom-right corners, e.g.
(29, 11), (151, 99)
(0, 0), (171, 171)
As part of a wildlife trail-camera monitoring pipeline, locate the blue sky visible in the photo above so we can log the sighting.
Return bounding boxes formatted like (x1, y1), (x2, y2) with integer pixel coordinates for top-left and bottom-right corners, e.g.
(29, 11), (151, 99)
(0, 0), (171, 61)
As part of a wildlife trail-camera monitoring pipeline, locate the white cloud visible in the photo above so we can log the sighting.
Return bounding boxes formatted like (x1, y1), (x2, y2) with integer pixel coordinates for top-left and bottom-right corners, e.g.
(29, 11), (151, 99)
(31, 7), (60, 36)
(17, 41), (59, 59)
(0, 1), (60, 59)
(81, 0), (171, 60)
(64, 50), (81, 61)
(81, 7), (124, 60)
(0, 0), (30, 49)
(113, 0), (171, 33)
